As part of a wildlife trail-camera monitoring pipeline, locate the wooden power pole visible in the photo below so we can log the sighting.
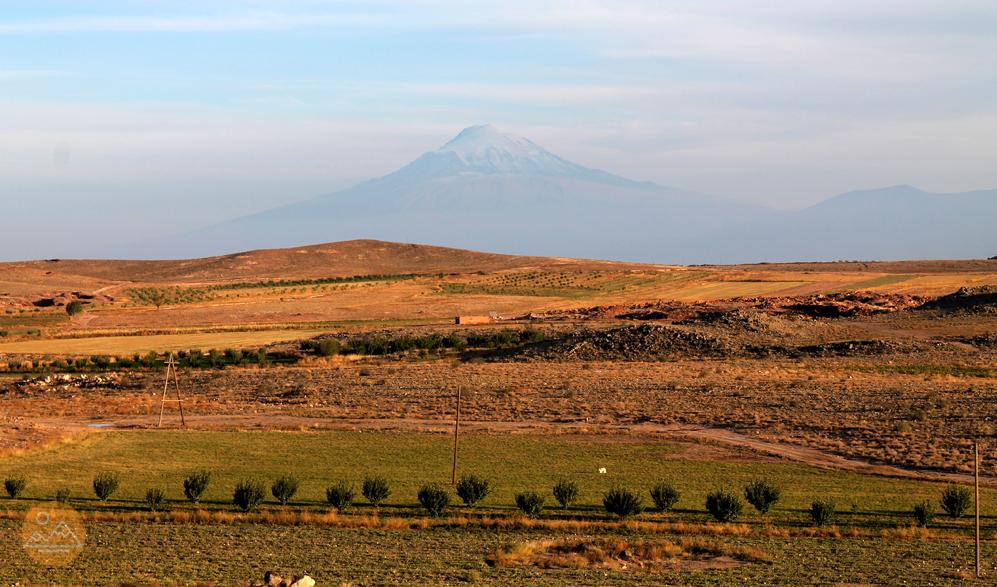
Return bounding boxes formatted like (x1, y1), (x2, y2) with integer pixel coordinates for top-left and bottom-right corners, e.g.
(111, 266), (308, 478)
(975, 440), (981, 578)
(158, 353), (186, 428)
(451, 385), (461, 485)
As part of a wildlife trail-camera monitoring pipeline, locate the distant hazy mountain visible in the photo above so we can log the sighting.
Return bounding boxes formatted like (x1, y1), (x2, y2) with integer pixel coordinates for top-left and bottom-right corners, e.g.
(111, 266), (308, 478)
(684, 185), (997, 264)
(143, 125), (771, 262)
(134, 126), (996, 264)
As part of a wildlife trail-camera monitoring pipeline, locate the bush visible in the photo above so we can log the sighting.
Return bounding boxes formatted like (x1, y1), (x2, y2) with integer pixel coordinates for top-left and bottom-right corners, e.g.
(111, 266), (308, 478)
(362, 476), (391, 506)
(55, 488), (71, 504)
(182, 470), (212, 503)
(455, 474), (491, 506)
(145, 488), (169, 512)
(552, 479), (579, 509)
(93, 472), (120, 502)
(515, 491), (545, 518)
(271, 475), (300, 505)
(325, 481), (355, 511)
(603, 487), (643, 518)
(744, 479), (781, 514)
(913, 501), (934, 527)
(317, 339), (340, 357)
(233, 479), (265, 512)
(65, 301), (85, 316)
(809, 499), (836, 526)
(417, 483), (450, 517)
(706, 489), (743, 522)
(4, 477), (26, 498)
(649, 482), (680, 513)
(940, 484), (972, 518)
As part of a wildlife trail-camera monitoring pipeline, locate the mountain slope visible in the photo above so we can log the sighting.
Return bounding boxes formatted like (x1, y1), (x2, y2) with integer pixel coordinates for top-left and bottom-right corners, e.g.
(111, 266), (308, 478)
(686, 185), (997, 263)
(140, 125), (771, 262)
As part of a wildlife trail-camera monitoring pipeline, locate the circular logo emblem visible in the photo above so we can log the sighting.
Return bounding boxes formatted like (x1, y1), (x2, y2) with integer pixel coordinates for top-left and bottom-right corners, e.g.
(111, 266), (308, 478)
(21, 504), (86, 566)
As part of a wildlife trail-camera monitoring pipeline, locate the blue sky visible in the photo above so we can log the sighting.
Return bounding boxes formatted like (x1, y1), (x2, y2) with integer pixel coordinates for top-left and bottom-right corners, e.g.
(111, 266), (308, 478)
(2, 1), (996, 258)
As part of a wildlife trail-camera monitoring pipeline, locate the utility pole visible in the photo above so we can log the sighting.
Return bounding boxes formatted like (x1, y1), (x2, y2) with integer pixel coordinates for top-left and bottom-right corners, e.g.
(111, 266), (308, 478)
(451, 385), (461, 485)
(975, 440), (981, 578)
(158, 353), (186, 428)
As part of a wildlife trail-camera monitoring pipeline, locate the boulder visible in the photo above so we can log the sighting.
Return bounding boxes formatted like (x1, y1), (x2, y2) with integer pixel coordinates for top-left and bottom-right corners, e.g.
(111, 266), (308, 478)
(290, 576), (316, 587)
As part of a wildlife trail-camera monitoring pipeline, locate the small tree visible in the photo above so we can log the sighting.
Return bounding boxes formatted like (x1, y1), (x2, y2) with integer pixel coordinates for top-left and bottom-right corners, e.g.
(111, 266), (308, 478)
(913, 501), (934, 527)
(233, 479), (265, 512)
(145, 488), (169, 512)
(93, 472), (120, 502)
(940, 484), (972, 518)
(706, 489), (742, 522)
(362, 476), (391, 506)
(4, 477), (27, 498)
(326, 481), (355, 511)
(55, 488), (71, 504)
(417, 483), (450, 517)
(649, 482), (680, 513)
(809, 499), (836, 526)
(65, 301), (85, 316)
(603, 487), (643, 518)
(183, 470), (212, 503)
(455, 474), (491, 507)
(744, 479), (781, 514)
(552, 479), (579, 509)
(515, 491), (545, 518)
(271, 475), (300, 505)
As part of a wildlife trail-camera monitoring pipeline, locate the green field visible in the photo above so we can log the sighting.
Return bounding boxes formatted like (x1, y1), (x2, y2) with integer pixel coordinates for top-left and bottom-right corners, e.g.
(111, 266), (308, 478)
(0, 430), (993, 585)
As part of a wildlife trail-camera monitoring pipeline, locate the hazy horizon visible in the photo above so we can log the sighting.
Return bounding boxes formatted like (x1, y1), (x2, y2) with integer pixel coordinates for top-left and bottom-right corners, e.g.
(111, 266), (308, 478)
(2, 1), (997, 260)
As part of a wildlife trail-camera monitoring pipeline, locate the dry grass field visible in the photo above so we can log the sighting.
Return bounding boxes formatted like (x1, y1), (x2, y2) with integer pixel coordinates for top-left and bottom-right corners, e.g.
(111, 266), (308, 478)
(1, 240), (996, 584)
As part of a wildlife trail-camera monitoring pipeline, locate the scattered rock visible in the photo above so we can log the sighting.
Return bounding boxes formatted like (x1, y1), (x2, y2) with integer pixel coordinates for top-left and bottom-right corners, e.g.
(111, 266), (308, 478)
(521, 324), (736, 361)
(918, 286), (997, 315)
(250, 572), (315, 587)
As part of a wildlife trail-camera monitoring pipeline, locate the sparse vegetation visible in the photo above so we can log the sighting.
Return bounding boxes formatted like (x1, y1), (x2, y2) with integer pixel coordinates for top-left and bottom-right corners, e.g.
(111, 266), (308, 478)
(361, 476), (391, 506)
(417, 483), (450, 517)
(514, 491), (545, 517)
(271, 474), (300, 505)
(182, 470), (212, 503)
(325, 481), (355, 511)
(233, 479), (265, 512)
(706, 489), (743, 522)
(552, 479), (579, 509)
(744, 479), (781, 514)
(65, 301), (85, 316)
(913, 501), (934, 527)
(809, 499), (836, 526)
(55, 487), (71, 504)
(603, 487), (643, 518)
(940, 484), (972, 518)
(455, 474), (491, 506)
(92, 472), (120, 501)
(650, 482), (680, 513)
(145, 487), (169, 512)
(4, 477), (26, 498)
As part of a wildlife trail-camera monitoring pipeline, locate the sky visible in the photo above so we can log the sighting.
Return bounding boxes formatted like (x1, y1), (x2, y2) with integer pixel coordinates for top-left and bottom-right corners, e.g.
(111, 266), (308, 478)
(2, 1), (997, 259)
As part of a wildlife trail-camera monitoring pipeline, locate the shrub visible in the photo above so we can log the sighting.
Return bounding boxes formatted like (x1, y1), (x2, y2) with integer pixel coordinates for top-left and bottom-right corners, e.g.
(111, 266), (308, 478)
(515, 491), (545, 518)
(362, 476), (391, 506)
(271, 475), (300, 505)
(93, 472), (120, 502)
(809, 499), (836, 526)
(4, 477), (26, 498)
(455, 474), (491, 506)
(55, 488), (71, 504)
(417, 483), (450, 517)
(317, 339), (340, 357)
(65, 301), (85, 316)
(182, 470), (212, 503)
(744, 479), (781, 514)
(325, 481), (355, 511)
(706, 489), (743, 522)
(145, 488), (169, 512)
(649, 482), (680, 513)
(552, 479), (579, 509)
(603, 487), (643, 518)
(940, 484), (972, 518)
(233, 479), (265, 512)
(913, 501), (934, 527)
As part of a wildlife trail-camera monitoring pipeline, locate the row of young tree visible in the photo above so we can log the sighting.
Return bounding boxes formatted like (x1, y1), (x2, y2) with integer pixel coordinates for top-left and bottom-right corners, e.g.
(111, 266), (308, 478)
(3, 473), (976, 527)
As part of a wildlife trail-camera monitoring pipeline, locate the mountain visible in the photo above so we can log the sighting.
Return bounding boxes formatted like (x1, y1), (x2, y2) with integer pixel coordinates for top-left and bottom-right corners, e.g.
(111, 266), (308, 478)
(140, 125), (771, 262)
(685, 185), (997, 264)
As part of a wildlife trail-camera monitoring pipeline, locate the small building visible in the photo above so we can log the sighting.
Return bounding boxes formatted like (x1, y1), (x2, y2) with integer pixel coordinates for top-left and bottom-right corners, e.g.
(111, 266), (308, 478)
(455, 315), (493, 325)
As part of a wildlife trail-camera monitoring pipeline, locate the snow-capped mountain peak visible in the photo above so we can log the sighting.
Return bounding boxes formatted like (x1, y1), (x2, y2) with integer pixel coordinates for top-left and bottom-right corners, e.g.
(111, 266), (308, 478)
(434, 124), (576, 176)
